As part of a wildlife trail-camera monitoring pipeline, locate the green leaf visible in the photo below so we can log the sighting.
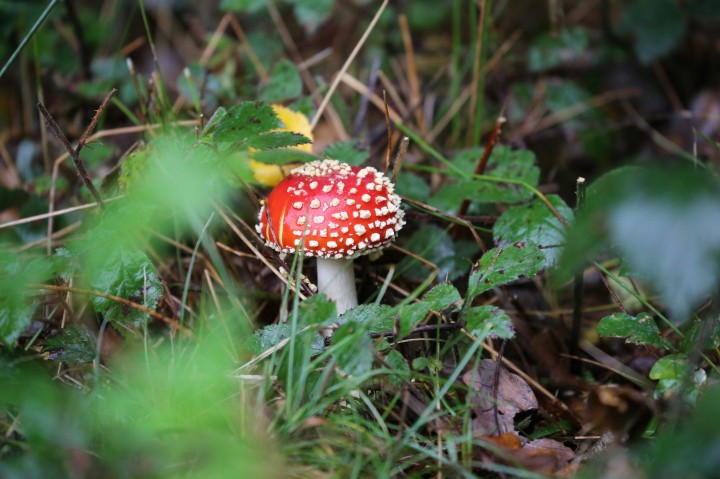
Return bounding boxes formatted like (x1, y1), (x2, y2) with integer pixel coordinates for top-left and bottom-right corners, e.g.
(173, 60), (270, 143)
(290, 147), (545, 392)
(297, 293), (336, 325)
(247, 323), (290, 355)
(649, 354), (687, 381)
(213, 101), (280, 144)
(430, 146), (539, 211)
(493, 194), (573, 267)
(45, 325), (97, 364)
(559, 165), (720, 321)
(382, 349), (410, 386)
(323, 140), (369, 166)
(259, 59), (302, 102)
(252, 148), (318, 165)
(0, 253), (53, 346)
(467, 243), (546, 302)
(220, 0), (267, 13)
(288, 0), (335, 32)
(399, 225), (471, 281)
(463, 306), (515, 339)
(395, 172), (431, 201)
(89, 249), (163, 330)
(397, 301), (431, 339)
(528, 27), (590, 72)
(338, 304), (394, 334)
(332, 321), (374, 376)
(597, 312), (673, 350)
(649, 353), (705, 403)
(423, 283), (462, 311)
(246, 131), (312, 150)
(620, 0), (687, 64)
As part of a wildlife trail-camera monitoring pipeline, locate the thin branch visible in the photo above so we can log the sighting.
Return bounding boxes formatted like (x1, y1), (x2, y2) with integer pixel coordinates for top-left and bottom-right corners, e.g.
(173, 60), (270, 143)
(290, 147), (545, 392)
(29, 283), (192, 336)
(37, 89), (118, 209)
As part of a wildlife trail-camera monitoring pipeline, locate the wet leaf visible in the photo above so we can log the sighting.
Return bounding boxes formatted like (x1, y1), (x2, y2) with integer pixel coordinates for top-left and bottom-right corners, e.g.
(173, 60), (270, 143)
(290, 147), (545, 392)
(494, 194), (573, 267)
(252, 148), (318, 165)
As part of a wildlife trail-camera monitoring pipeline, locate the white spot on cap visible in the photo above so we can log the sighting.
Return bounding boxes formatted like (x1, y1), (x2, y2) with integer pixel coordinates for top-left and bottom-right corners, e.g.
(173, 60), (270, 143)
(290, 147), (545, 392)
(293, 202), (303, 209)
(332, 211), (349, 220)
(354, 224), (366, 235)
(375, 196), (386, 203)
(370, 233), (381, 242)
(313, 215), (325, 224)
(359, 210), (371, 219)
(310, 199), (321, 208)
(366, 182), (376, 191)
(361, 194), (371, 202)
(297, 216), (307, 225)
(330, 198), (340, 207)
(322, 184), (332, 193)
(346, 238), (355, 246)
(327, 241), (338, 249)
(346, 199), (356, 206)
(308, 240), (319, 247)
(385, 229), (395, 239)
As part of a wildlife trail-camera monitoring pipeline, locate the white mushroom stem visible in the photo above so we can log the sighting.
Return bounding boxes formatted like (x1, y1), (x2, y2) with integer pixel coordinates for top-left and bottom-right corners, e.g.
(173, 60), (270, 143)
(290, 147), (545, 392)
(316, 257), (358, 316)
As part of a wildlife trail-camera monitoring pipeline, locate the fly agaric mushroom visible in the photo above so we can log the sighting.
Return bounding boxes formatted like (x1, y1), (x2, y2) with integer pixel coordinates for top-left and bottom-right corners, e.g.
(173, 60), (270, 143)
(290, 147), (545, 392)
(256, 159), (405, 315)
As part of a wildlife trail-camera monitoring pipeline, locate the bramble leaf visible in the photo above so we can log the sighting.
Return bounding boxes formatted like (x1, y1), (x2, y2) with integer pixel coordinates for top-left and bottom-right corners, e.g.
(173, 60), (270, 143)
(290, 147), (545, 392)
(597, 312), (673, 350)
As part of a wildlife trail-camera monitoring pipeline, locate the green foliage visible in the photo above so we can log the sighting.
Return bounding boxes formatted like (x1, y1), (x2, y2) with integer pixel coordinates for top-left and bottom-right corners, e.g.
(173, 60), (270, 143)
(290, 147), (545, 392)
(596, 312), (673, 350)
(397, 301), (431, 339)
(89, 249), (162, 330)
(620, 0), (686, 64)
(332, 320), (374, 376)
(259, 59), (303, 102)
(494, 194), (574, 267)
(0, 253), (55, 346)
(44, 324), (97, 364)
(649, 354), (705, 403)
(399, 224), (476, 281)
(422, 283), (461, 311)
(463, 305), (514, 339)
(560, 166), (720, 321)
(220, 0), (267, 14)
(0, 328), (279, 478)
(430, 146), (540, 211)
(338, 303), (394, 334)
(323, 140), (369, 166)
(467, 243), (546, 303)
(528, 27), (589, 72)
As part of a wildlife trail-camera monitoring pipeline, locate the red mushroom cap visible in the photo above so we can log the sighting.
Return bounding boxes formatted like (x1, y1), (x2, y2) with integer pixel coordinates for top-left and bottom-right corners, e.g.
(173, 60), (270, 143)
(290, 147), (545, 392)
(256, 159), (405, 259)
